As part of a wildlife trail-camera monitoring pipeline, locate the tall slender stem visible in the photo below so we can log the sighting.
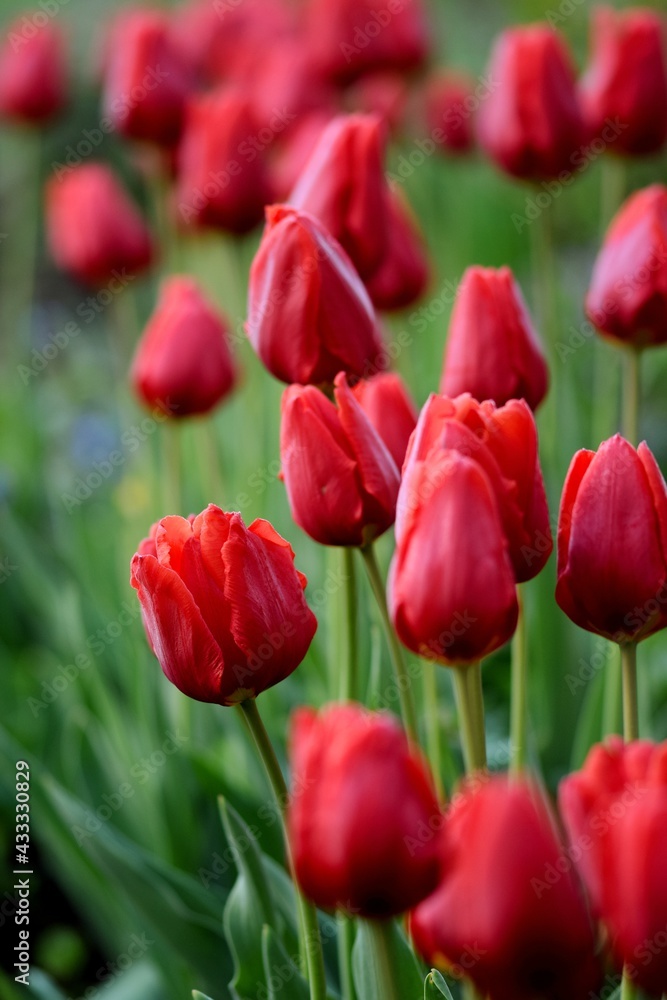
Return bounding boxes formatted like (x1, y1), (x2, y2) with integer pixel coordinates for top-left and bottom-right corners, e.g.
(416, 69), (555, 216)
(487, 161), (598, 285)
(621, 642), (639, 742)
(600, 156), (626, 233)
(510, 587), (527, 774)
(163, 421), (182, 514)
(340, 547), (358, 702)
(622, 347), (641, 446)
(452, 662), (487, 774)
(337, 914), (356, 1000)
(360, 544), (419, 744)
(236, 699), (327, 1000)
(620, 966), (637, 1000)
(366, 921), (401, 1000)
(422, 658), (445, 801)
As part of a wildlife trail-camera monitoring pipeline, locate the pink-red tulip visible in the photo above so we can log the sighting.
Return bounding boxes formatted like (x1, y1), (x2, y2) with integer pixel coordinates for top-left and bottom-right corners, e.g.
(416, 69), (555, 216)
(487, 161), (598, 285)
(424, 71), (477, 155)
(352, 371), (418, 469)
(0, 19), (67, 124)
(364, 189), (430, 310)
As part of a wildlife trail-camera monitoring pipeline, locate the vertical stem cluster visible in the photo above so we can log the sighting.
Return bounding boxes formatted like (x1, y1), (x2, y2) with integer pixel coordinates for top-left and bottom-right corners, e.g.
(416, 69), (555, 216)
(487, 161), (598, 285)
(340, 547), (358, 703)
(510, 588), (528, 775)
(452, 662), (487, 774)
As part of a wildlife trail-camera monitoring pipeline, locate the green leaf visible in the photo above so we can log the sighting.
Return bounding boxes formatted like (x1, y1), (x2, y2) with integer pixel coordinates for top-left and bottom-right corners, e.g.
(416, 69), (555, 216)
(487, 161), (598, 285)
(352, 920), (423, 1000)
(192, 993), (217, 1000)
(0, 969), (67, 1000)
(424, 969), (455, 999)
(261, 925), (310, 1000)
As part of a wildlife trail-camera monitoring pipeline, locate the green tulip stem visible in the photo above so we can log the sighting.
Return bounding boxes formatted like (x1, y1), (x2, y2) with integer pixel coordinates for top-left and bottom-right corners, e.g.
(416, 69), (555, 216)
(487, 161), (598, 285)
(360, 543), (420, 745)
(621, 965), (637, 1000)
(622, 346), (641, 446)
(621, 642), (639, 742)
(422, 657), (445, 801)
(600, 156), (626, 233)
(236, 698), (327, 1000)
(337, 913), (356, 1000)
(340, 547), (359, 702)
(510, 587), (528, 774)
(452, 662), (487, 774)
(163, 420), (182, 515)
(366, 920), (401, 1000)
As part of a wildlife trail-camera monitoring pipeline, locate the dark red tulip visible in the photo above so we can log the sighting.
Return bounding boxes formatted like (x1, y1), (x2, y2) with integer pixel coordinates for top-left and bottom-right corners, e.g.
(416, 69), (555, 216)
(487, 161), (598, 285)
(246, 205), (384, 385)
(102, 9), (192, 147)
(176, 88), (274, 234)
(398, 393), (552, 583)
(280, 372), (400, 547)
(271, 111), (335, 199)
(131, 276), (237, 418)
(364, 189), (430, 310)
(556, 435), (667, 643)
(352, 371), (418, 469)
(345, 71), (409, 133)
(424, 70), (477, 155)
(560, 738), (667, 996)
(411, 776), (602, 1000)
(131, 505), (317, 704)
(441, 265), (549, 411)
(288, 703), (442, 917)
(0, 18), (67, 124)
(45, 163), (153, 288)
(580, 7), (667, 156)
(478, 25), (587, 181)
(389, 447), (518, 664)
(586, 184), (667, 347)
(305, 0), (430, 84)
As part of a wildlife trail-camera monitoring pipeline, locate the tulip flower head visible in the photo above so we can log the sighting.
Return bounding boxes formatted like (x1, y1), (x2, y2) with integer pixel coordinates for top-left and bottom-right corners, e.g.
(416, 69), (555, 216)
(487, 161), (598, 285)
(0, 18), (67, 124)
(352, 371), (418, 469)
(424, 70), (477, 155)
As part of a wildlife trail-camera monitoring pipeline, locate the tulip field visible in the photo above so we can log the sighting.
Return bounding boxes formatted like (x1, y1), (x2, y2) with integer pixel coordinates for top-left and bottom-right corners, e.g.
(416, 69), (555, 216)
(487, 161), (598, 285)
(4, 0), (667, 998)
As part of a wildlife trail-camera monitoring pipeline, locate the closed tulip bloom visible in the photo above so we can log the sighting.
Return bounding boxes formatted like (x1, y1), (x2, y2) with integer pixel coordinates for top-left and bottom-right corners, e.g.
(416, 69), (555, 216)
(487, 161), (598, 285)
(556, 435), (667, 643)
(288, 703), (442, 917)
(586, 184), (667, 346)
(0, 19), (67, 124)
(389, 449), (518, 664)
(411, 777), (602, 1000)
(281, 373), (400, 547)
(247, 205), (384, 385)
(441, 266), (549, 411)
(424, 71), (477, 155)
(45, 163), (154, 288)
(176, 89), (275, 233)
(581, 7), (667, 156)
(103, 10), (192, 147)
(352, 372), (418, 469)
(131, 276), (237, 418)
(364, 189), (430, 310)
(478, 25), (587, 181)
(131, 505), (317, 704)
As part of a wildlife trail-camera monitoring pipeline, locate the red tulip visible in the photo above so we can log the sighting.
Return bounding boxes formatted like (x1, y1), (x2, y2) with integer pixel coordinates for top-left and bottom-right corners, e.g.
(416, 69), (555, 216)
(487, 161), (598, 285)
(580, 7), (667, 157)
(411, 776), (602, 1000)
(556, 435), (667, 643)
(424, 71), (477, 155)
(586, 184), (667, 347)
(389, 447), (518, 664)
(130, 505), (317, 704)
(280, 373), (400, 546)
(102, 9), (192, 147)
(131, 276), (237, 418)
(288, 703), (442, 917)
(45, 163), (154, 288)
(352, 371), (418, 469)
(398, 393), (552, 583)
(246, 205), (384, 385)
(478, 25), (587, 181)
(345, 71), (409, 133)
(560, 738), (667, 996)
(0, 18), (67, 124)
(305, 0), (430, 84)
(271, 111), (335, 199)
(176, 88), (274, 234)
(364, 189), (430, 310)
(441, 265), (549, 411)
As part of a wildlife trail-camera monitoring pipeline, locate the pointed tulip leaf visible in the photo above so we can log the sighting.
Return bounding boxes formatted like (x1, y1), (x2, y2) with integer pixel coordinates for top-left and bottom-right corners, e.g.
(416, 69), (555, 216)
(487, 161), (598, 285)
(192, 993), (217, 1000)
(261, 925), (310, 1000)
(424, 969), (455, 999)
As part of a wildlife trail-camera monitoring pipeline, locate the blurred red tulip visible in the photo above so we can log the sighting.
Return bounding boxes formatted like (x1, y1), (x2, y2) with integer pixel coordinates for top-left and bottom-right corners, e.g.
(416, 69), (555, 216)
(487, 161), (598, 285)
(441, 265), (549, 411)
(280, 372), (400, 546)
(131, 276), (237, 418)
(0, 17), (67, 124)
(364, 188), (430, 310)
(271, 111), (335, 199)
(556, 435), (667, 643)
(586, 184), (667, 346)
(580, 6), (667, 156)
(288, 703), (442, 917)
(131, 505), (317, 704)
(352, 371), (418, 469)
(424, 70), (477, 154)
(46, 163), (153, 288)
(345, 71), (409, 133)
(478, 24), (587, 181)
(247, 205), (384, 385)
(411, 776), (602, 1000)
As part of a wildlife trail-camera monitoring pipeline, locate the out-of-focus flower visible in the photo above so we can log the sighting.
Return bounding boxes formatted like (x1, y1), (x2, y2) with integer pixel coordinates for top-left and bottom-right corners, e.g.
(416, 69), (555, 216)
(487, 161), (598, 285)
(424, 70), (477, 154)
(0, 18), (67, 124)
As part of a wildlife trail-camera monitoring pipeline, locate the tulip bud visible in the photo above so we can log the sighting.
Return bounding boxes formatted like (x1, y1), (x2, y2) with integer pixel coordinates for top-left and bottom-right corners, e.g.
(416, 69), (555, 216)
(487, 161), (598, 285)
(345, 71), (409, 133)
(271, 111), (335, 199)
(246, 205), (384, 385)
(280, 373), (400, 547)
(130, 505), (317, 704)
(478, 24), (586, 181)
(45, 163), (154, 288)
(102, 10), (192, 147)
(288, 703), (442, 917)
(441, 266), (549, 411)
(131, 276), (237, 418)
(586, 184), (667, 347)
(364, 189), (430, 310)
(424, 71), (477, 155)
(580, 7), (667, 156)
(352, 371), (418, 469)
(0, 19), (67, 124)
(556, 435), (667, 643)
(176, 88), (275, 234)
(411, 776), (603, 1000)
